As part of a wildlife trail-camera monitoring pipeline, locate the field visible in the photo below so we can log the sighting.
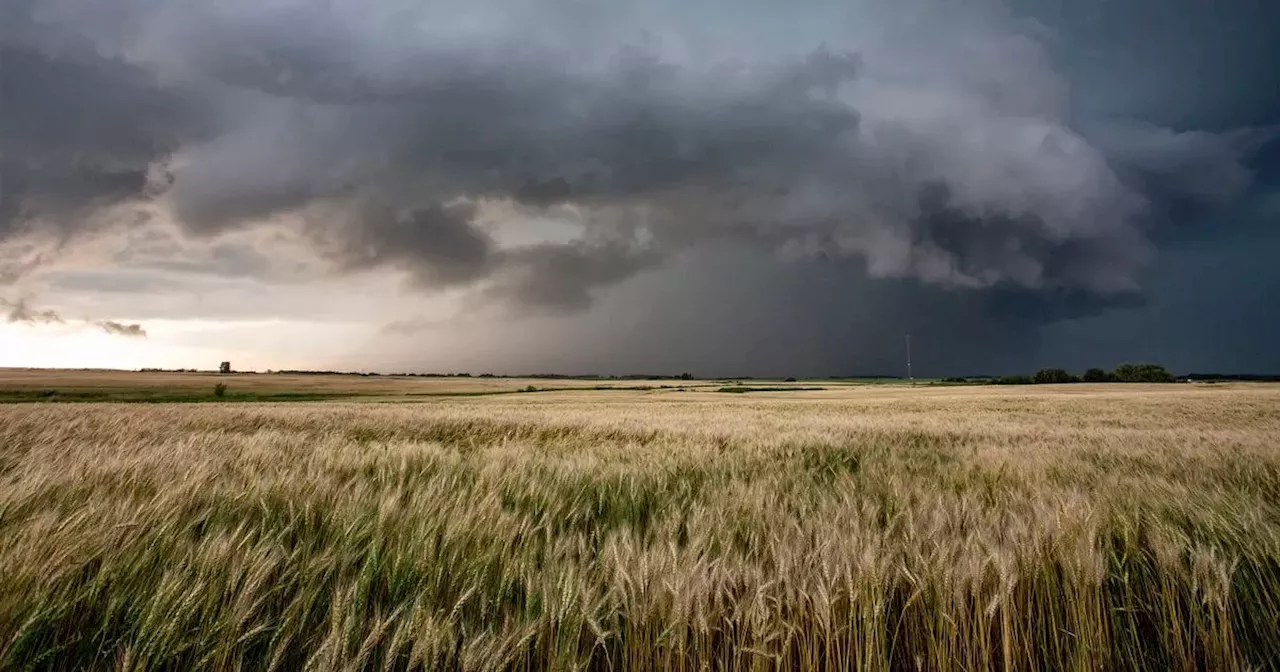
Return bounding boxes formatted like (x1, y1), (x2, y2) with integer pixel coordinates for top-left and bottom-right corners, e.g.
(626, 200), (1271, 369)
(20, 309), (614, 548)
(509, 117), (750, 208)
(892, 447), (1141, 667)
(0, 369), (728, 403)
(2, 372), (1279, 670)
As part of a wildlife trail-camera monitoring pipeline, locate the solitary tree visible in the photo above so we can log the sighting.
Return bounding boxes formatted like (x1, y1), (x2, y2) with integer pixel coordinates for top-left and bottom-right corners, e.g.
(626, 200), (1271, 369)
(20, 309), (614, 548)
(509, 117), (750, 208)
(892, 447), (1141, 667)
(219, 361), (232, 374)
(1082, 368), (1111, 383)
(1032, 368), (1074, 384)
(1112, 363), (1174, 383)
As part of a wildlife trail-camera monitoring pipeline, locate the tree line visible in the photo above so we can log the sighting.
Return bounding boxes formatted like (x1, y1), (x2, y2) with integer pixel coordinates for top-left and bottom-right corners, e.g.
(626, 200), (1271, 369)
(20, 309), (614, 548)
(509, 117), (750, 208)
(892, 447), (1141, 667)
(942, 363), (1178, 385)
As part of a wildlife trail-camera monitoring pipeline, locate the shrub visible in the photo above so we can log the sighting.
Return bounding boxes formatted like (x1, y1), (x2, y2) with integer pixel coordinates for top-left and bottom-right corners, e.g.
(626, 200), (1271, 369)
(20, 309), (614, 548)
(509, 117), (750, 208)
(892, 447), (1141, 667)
(1032, 368), (1074, 384)
(213, 383), (227, 398)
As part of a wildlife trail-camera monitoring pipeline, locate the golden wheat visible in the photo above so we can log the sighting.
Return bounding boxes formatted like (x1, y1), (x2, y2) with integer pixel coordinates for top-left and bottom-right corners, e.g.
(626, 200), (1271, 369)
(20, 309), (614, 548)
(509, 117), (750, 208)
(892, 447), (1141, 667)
(2, 384), (1278, 670)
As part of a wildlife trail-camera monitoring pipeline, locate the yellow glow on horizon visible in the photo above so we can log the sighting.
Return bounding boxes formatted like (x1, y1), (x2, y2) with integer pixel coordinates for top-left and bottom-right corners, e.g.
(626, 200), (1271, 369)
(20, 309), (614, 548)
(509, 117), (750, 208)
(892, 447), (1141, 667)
(0, 323), (166, 370)
(0, 319), (377, 371)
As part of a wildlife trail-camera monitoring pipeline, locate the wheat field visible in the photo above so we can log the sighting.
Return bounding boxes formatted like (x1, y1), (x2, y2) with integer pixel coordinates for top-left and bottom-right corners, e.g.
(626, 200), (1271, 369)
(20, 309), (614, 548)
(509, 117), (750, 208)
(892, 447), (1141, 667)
(2, 383), (1279, 670)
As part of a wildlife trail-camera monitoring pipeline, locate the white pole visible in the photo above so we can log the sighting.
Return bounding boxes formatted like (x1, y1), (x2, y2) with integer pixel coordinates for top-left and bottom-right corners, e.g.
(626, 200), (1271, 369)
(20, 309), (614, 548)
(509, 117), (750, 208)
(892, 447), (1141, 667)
(906, 334), (913, 383)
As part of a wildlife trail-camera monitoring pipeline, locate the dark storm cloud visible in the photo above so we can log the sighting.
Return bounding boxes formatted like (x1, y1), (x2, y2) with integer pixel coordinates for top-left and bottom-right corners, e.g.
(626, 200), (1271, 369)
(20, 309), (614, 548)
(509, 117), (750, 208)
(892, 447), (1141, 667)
(1019, 0), (1280, 129)
(1083, 121), (1280, 243)
(95, 320), (147, 338)
(485, 240), (665, 313)
(317, 200), (496, 288)
(139, 19), (874, 310)
(380, 245), (1055, 377)
(148, 3), (1264, 311)
(2, 0), (1277, 371)
(1038, 192), (1280, 374)
(0, 8), (204, 240)
(1094, 123), (1275, 204)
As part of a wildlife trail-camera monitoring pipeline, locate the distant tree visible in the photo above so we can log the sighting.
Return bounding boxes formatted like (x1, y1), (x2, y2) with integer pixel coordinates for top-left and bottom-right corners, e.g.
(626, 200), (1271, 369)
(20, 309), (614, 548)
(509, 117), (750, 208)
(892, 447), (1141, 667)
(679, 372), (694, 381)
(1032, 368), (1074, 384)
(1112, 363), (1175, 383)
(1082, 368), (1112, 383)
(997, 375), (1032, 385)
(219, 361), (232, 374)
(784, 377), (797, 382)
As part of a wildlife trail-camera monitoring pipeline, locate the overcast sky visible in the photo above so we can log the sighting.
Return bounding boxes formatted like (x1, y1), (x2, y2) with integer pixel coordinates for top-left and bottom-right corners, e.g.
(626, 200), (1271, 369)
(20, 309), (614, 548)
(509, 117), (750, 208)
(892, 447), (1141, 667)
(2, 0), (1277, 376)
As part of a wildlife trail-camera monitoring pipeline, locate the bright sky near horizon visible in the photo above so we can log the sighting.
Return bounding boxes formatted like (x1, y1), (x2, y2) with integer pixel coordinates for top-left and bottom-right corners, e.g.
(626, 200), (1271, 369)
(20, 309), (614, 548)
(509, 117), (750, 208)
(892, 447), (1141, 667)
(0, 319), (379, 371)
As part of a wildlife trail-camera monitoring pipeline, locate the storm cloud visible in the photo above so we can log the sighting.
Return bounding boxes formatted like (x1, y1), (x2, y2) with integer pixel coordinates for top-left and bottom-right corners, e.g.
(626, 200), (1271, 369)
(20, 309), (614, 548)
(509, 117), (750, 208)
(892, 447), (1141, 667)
(2, 0), (1277, 372)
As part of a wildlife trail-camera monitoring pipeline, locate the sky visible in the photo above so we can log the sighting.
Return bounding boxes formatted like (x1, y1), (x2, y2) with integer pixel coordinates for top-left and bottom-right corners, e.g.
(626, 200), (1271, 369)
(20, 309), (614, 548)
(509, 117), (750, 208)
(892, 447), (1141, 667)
(2, 0), (1278, 376)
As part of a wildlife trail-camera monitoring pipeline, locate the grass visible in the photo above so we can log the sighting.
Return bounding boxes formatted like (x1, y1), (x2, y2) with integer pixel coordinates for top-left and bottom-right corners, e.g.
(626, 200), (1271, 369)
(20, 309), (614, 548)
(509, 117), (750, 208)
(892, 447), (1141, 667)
(1, 384), (1279, 669)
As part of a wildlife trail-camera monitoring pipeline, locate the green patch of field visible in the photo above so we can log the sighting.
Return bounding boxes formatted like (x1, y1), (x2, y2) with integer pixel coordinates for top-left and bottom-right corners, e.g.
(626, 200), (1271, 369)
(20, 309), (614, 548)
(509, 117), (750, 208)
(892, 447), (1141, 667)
(0, 389), (350, 403)
(716, 385), (827, 393)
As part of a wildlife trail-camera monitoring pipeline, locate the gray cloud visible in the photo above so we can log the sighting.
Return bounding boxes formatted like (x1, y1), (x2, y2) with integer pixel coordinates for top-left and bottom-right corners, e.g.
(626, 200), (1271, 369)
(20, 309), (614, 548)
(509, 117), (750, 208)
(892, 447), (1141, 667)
(2, 0), (1277, 372)
(314, 201), (495, 288)
(374, 244), (1055, 377)
(0, 25), (202, 240)
(2, 296), (150, 338)
(1, 297), (63, 324)
(1092, 122), (1275, 203)
(485, 240), (665, 313)
(94, 320), (147, 338)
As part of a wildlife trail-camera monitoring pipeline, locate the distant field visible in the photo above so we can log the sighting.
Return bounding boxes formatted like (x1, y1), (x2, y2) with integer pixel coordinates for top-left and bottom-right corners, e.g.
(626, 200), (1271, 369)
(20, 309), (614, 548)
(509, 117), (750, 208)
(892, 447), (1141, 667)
(0, 368), (734, 402)
(0, 368), (916, 403)
(2, 381), (1278, 669)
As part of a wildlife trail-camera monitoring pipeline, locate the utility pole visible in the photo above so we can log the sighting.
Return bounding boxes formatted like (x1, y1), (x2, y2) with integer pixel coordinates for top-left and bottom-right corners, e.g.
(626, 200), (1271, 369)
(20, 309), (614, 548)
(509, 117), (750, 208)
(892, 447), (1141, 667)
(906, 332), (916, 384)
